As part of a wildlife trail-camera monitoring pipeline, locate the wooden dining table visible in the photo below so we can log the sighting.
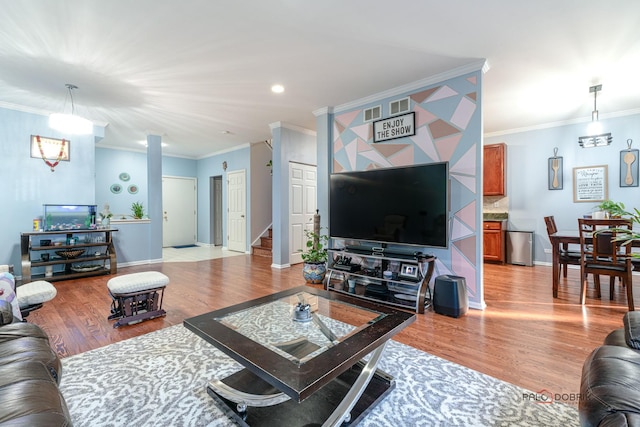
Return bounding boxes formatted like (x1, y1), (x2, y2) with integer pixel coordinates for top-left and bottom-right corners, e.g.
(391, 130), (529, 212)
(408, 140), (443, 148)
(549, 229), (581, 298)
(549, 228), (640, 298)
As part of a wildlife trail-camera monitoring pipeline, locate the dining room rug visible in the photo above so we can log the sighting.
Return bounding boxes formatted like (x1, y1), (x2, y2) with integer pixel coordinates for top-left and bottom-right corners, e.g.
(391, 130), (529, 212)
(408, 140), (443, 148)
(59, 324), (579, 426)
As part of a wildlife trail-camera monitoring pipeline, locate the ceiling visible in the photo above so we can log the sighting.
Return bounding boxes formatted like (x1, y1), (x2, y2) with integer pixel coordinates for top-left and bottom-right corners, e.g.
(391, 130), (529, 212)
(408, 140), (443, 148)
(1, 1), (639, 159)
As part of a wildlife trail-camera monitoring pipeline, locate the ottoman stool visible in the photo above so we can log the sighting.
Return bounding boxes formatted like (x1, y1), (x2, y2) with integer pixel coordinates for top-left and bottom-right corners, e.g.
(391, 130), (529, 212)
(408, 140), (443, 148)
(1, 267), (57, 320)
(17, 280), (58, 318)
(107, 271), (169, 328)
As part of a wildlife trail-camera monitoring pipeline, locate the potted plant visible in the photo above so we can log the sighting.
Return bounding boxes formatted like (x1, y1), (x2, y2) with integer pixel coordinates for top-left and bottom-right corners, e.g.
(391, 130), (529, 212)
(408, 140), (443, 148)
(613, 207), (640, 259)
(300, 229), (329, 284)
(596, 200), (629, 218)
(131, 201), (145, 219)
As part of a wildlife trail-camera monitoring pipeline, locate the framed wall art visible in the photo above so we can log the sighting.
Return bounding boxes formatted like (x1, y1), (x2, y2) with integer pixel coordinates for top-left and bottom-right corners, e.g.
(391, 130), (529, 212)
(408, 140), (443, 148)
(30, 135), (70, 161)
(573, 165), (608, 203)
(30, 135), (70, 171)
(620, 139), (638, 187)
(548, 149), (563, 190)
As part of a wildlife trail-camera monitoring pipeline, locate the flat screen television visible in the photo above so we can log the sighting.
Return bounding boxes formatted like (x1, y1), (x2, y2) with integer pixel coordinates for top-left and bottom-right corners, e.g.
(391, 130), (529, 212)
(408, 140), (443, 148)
(329, 162), (449, 248)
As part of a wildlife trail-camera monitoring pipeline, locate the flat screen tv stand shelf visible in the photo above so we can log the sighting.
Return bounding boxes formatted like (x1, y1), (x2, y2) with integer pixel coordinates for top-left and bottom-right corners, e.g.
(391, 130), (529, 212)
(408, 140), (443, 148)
(325, 247), (436, 314)
(21, 229), (118, 283)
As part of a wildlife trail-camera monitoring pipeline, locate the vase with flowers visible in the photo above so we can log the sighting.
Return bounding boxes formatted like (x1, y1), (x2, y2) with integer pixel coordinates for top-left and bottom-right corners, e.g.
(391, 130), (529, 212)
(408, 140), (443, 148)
(100, 204), (113, 229)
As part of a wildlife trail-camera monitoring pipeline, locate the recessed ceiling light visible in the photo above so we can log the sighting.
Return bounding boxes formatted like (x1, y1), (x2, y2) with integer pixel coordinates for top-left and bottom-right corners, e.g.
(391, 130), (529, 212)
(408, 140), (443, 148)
(271, 84), (285, 94)
(221, 130), (230, 134)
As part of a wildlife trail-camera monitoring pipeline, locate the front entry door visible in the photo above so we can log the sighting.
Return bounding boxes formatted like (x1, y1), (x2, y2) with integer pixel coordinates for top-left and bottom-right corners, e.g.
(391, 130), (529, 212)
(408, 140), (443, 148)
(227, 169), (246, 253)
(289, 162), (317, 264)
(162, 176), (197, 247)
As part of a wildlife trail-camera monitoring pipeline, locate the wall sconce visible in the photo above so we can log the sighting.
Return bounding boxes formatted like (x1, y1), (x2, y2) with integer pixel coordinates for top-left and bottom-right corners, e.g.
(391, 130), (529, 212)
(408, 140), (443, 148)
(578, 84), (612, 148)
(222, 161), (227, 171)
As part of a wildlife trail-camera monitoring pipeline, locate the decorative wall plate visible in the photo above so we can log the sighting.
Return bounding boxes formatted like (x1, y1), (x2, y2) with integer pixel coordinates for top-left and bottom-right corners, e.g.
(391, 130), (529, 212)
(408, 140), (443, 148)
(128, 184), (138, 194)
(119, 172), (130, 181)
(110, 184), (123, 194)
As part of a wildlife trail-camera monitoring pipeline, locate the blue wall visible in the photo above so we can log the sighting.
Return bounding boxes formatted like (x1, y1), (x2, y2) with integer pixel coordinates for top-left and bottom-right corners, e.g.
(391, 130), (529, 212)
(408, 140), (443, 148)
(196, 146), (251, 246)
(485, 112), (640, 264)
(0, 107), (97, 274)
(164, 155), (197, 177)
(95, 148), (197, 219)
(95, 148), (149, 218)
(271, 124), (317, 266)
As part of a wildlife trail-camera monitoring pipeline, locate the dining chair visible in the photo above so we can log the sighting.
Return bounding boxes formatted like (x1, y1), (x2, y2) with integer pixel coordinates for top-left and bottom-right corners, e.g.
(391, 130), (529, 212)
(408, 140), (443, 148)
(578, 218), (634, 311)
(544, 216), (581, 280)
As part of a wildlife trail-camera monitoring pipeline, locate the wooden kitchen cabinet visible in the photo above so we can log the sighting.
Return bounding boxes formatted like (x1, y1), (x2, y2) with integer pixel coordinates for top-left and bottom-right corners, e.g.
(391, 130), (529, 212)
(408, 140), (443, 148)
(483, 221), (505, 263)
(483, 143), (506, 196)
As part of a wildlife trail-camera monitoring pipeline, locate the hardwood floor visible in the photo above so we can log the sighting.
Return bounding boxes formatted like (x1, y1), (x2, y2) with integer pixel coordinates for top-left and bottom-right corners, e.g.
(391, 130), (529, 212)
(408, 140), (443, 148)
(27, 256), (631, 397)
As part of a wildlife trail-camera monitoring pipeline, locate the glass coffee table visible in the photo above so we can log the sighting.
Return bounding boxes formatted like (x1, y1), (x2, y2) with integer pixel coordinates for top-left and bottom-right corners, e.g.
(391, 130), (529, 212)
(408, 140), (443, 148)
(184, 285), (415, 427)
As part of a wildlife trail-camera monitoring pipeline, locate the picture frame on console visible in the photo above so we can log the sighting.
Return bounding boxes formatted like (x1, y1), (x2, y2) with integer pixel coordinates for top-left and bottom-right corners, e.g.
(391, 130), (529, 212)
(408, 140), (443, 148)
(399, 263), (419, 281)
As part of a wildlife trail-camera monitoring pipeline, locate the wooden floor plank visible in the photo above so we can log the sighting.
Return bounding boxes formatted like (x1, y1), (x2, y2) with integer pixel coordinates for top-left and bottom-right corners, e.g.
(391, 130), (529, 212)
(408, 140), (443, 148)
(27, 256), (630, 398)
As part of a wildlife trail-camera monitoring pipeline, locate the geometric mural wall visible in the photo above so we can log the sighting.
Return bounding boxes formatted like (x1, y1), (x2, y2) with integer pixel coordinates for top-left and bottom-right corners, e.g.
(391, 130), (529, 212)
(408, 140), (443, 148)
(330, 71), (484, 308)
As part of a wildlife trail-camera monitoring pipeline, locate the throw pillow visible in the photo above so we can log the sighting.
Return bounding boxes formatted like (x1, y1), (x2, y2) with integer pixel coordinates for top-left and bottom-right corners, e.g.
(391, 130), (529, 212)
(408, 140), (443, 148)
(0, 272), (22, 321)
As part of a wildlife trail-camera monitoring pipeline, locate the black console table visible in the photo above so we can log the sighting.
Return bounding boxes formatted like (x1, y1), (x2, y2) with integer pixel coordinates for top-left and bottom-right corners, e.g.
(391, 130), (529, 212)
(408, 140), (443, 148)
(21, 229), (118, 283)
(325, 247), (435, 314)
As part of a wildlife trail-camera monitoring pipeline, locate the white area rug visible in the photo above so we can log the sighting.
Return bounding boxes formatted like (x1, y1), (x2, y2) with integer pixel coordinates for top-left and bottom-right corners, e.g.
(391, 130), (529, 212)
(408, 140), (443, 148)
(60, 324), (578, 426)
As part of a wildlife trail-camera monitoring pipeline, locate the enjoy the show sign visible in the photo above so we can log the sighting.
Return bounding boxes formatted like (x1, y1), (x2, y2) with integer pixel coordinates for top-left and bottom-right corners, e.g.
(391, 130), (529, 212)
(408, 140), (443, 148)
(373, 112), (415, 143)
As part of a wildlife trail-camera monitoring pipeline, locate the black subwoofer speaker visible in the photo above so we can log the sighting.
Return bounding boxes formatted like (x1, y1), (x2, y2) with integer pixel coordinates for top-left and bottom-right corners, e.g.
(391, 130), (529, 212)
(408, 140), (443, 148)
(433, 275), (468, 318)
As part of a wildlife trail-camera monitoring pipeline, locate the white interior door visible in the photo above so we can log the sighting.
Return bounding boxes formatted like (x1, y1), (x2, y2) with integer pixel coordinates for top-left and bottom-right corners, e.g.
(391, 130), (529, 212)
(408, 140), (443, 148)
(162, 176), (197, 247)
(227, 169), (246, 252)
(289, 162), (317, 264)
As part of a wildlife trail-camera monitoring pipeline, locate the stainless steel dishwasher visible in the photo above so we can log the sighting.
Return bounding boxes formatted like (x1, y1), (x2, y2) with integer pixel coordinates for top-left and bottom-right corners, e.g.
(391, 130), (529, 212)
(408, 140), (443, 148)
(506, 230), (534, 266)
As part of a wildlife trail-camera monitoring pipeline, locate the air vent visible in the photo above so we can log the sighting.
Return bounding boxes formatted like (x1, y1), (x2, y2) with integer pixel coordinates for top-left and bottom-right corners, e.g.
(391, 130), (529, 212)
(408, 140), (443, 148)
(364, 105), (381, 122)
(390, 97), (410, 115)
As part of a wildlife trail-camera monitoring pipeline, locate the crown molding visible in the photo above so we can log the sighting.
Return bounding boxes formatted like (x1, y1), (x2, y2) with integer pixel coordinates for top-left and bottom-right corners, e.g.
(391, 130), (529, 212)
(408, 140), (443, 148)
(198, 143), (251, 160)
(269, 121), (316, 136)
(484, 107), (640, 138)
(333, 59), (487, 113)
(313, 106), (334, 117)
(0, 101), (50, 116)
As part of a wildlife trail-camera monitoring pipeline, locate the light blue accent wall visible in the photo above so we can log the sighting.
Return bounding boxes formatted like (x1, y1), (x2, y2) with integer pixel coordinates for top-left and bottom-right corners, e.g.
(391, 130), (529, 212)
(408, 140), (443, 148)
(0, 107), (97, 275)
(112, 221), (154, 264)
(147, 135), (163, 260)
(95, 148), (148, 218)
(96, 149), (197, 219)
(271, 125), (317, 266)
(163, 156), (197, 177)
(315, 112), (332, 232)
(196, 146), (251, 246)
(485, 112), (640, 264)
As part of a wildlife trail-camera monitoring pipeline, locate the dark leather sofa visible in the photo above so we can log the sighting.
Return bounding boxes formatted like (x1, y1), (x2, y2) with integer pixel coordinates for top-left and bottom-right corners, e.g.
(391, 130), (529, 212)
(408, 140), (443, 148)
(580, 312), (640, 426)
(0, 300), (72, 426)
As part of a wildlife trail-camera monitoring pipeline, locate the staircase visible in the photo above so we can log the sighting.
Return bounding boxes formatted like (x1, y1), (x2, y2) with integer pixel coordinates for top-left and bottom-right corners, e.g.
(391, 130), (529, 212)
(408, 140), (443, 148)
(252, 228), (272, 258)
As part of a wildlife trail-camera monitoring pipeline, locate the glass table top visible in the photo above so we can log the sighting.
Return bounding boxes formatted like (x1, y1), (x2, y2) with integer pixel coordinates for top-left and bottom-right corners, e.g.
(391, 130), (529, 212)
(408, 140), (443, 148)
(214, 291), (384, 365)
(184, 286), (415, 401)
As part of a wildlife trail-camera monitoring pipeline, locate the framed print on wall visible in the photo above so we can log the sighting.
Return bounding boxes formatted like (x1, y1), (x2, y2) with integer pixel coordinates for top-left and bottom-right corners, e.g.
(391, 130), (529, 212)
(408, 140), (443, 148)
(620, 148), (639, 187)
(30, 135), (70, 172)
(573, 165), (608, 203)
(548, 156), (563, 190)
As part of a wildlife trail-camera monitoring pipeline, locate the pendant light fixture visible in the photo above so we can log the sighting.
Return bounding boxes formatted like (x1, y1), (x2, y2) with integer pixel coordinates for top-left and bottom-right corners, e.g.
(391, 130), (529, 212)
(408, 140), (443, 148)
(578, 84), (612, 148)
(49, 84), (94, 135)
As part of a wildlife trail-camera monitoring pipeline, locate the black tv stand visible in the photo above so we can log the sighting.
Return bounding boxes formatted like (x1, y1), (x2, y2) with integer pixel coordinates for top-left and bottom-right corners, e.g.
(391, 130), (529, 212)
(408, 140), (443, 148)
(344, 244), (423, 260)
(325, 246), (436, 314)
